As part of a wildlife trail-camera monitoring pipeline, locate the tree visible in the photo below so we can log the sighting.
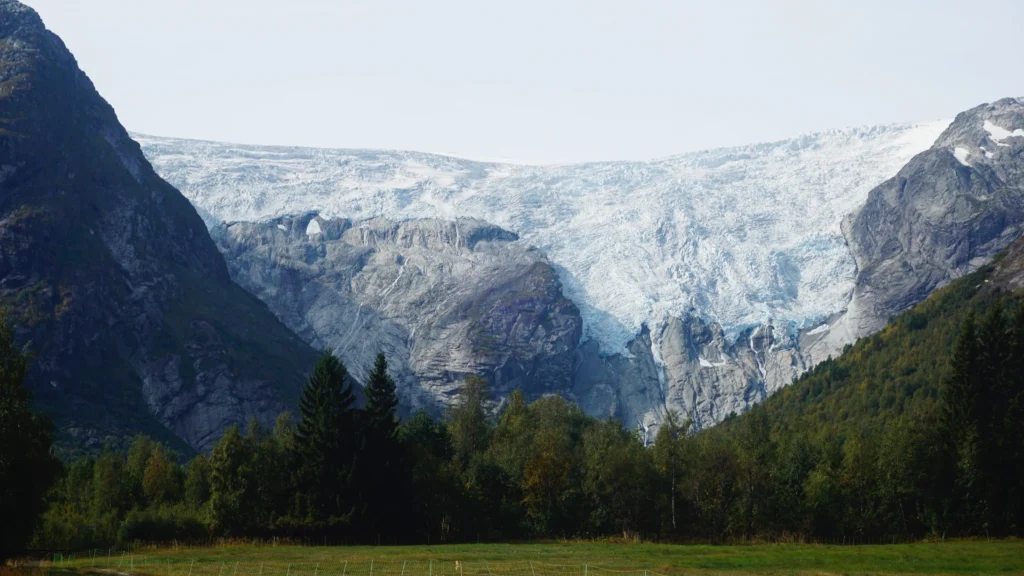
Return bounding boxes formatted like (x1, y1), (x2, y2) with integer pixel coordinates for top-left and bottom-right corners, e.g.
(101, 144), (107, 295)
(358, 353), (406, 542)
(363, 353), (399, 438)
(653, 411), (687, 534)
(0, 310), (58, 562)
(399, 411), (460, 543)
(208, 426), (253, 535)
(126, 435), (156, 505)
(184, 454), (211, 511)
(295, 350), (357, 527)
(142, 445), (182, 506)
(447, 375), (491, 469)
(940, 311), (987, 534)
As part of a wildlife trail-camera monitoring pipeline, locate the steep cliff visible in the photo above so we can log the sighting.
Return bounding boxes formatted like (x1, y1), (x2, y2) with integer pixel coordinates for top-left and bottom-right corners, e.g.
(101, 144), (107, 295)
(806, 97), (1024, 364)
(0, 0), (317, 452)
(214, 215), (581, 413)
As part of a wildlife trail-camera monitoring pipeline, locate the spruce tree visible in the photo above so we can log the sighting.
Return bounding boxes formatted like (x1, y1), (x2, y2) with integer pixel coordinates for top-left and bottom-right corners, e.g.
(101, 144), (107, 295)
(0, 310), (58, 562)
(363, 353), (399, 440)
(295, 350), (356, 525)
(941, 311), (986, 534)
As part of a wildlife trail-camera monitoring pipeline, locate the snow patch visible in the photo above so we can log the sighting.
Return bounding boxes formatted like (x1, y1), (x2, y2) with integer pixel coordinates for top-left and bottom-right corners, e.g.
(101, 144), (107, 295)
(699, 356), (728, 368)
(306, 219), (322, 236)
(984, 120), (1024, 146)
(806, 323), (830, 336)
(277, 224), (287, 231)
(954, 147), (971, 165)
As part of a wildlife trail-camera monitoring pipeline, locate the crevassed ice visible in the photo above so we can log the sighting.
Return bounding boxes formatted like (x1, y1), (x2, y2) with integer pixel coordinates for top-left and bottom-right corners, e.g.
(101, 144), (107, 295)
(134, 120), (950, 354)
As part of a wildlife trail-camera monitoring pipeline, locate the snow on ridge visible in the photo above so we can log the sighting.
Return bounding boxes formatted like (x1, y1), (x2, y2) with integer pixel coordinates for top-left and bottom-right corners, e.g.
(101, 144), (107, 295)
(133, 119), (951, 354)
(984, 120), (1024, 146)
(954, 147), (971, 166)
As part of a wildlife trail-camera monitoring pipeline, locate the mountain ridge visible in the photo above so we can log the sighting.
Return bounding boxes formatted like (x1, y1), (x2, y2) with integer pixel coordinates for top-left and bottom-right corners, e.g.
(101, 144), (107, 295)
(0, 0), (318, 453)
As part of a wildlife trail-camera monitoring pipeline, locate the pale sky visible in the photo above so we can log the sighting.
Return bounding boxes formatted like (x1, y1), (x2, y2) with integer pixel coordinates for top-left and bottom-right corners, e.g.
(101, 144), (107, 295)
(22, 0), (1024, 164)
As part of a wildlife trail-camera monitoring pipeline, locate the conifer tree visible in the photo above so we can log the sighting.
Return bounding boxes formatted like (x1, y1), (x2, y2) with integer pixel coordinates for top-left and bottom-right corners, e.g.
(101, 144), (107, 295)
(941, 311), (987, 533)
(358, 353), (405, 542)
(364, 353), (399, 440)
(295, 350), (357, 525)
(0, 310), (58, 562)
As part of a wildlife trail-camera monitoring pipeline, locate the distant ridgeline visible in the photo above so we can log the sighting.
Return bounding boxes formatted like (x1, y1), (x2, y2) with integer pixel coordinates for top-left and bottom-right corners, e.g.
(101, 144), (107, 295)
(32, 235), (1024, 547)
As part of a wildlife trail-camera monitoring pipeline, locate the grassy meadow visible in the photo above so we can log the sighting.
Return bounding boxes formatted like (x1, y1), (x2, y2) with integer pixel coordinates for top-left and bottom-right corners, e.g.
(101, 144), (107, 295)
(52, 540), (1024, 576)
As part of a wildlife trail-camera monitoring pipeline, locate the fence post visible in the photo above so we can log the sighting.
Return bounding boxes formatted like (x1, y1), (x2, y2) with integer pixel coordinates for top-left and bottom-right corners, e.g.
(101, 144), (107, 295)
(287, 564), (291, 576)
(401, 561), (406, 576)
(429, 561), (432, 576)
(486, 563), (492, 576)
(584, 565), (587, 576)
(235, 562), (240, 576)
(369, 560), (373, 576)
(530, 562), (535, 576)
(259, 564), (263, 576)
(342, 561), (347, 576)
(315, 564), (320, 576)
(188, 559), (195, 576)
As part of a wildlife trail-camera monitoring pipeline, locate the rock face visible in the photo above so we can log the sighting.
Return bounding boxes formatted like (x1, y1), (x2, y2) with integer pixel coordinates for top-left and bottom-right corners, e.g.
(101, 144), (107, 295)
(806, 97), (1024, 363)
(0, 1), (317, 452)
(214, 215), (582, 413)
(137, 119), (952, 430)
(201, 97), (1024, 432)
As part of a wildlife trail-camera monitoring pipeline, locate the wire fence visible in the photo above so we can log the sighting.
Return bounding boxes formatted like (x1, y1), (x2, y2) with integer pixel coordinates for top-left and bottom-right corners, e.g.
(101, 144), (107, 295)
(47, 554), (669, 576)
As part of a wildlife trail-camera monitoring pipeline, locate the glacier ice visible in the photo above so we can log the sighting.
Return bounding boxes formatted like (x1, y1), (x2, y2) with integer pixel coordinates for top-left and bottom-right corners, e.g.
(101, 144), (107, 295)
(135, 120), (949, 355)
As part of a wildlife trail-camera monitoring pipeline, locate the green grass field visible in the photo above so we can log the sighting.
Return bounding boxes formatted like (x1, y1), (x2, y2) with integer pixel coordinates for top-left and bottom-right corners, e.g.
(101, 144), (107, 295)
(54, 541), (1024, 576)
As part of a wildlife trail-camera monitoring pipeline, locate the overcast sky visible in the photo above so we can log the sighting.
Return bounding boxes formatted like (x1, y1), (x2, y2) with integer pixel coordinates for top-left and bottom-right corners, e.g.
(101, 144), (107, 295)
(22, 0), (1024, 164)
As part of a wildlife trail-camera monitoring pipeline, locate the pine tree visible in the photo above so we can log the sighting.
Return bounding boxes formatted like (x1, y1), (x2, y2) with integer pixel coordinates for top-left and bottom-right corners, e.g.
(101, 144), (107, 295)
(295, 350), (357, 526)
(0, 310), (58, 562)
(941, 311), (986, 534)
(364, 353), (399, 440)
(358, 353), (405, 542)
(1010, 303), (1024, 536)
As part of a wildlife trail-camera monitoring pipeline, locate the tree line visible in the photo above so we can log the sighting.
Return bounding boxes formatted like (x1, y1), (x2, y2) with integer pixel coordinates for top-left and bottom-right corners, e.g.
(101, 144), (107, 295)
(2, 277), (1023, 559)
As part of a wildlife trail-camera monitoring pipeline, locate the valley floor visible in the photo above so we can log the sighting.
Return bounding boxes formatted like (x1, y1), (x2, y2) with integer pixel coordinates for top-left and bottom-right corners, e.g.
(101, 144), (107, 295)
(51, 541), (1024, 576)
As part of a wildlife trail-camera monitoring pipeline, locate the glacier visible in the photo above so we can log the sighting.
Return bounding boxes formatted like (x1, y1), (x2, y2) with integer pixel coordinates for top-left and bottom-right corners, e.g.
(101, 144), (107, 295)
(134, 120), (949, 357)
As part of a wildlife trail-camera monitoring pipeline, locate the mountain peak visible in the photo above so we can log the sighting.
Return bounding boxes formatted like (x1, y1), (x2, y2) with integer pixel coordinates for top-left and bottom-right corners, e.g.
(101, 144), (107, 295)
(0, 1), (318, 452)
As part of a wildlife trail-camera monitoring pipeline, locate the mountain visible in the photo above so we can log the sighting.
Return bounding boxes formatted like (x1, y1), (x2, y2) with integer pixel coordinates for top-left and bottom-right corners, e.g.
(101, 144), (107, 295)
(137, 118), (965, 426)
(214, 214), (582, 413)
(733, 227), (1024, 437)
(804, 97), (1024, 365)
(144, 96), (1024, 428)
(0, 0), (317, 453)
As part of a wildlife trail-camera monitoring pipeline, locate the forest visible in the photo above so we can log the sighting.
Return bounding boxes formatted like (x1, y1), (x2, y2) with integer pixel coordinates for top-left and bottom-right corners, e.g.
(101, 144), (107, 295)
(2, 261), (1023, 559)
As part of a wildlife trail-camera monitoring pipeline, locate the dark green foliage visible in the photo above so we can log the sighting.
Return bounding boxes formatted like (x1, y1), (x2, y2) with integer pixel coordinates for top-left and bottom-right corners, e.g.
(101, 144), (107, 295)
(0, 310), (58, 562)
(294, 350), (357, 529)
(27, 261), (1024, 546)
(356, 353), (408, 544)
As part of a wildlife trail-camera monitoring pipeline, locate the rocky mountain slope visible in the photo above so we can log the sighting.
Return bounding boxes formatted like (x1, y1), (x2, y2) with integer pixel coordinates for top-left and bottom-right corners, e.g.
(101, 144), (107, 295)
(138, 119), (954, 427)
(144, 96), (1024, 429)
(0, 0), (317, 452)
(805, 97), (1024, 364)
(214, 214), (581, 413)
